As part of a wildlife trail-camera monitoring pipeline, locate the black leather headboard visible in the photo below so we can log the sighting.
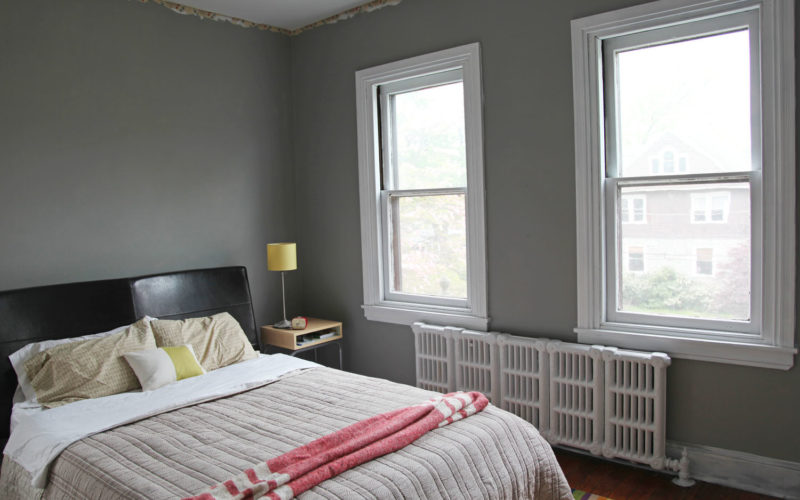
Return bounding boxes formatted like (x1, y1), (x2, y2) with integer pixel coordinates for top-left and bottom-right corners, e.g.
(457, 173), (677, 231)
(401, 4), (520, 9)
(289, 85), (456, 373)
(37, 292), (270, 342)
(0, 266), (257, 443)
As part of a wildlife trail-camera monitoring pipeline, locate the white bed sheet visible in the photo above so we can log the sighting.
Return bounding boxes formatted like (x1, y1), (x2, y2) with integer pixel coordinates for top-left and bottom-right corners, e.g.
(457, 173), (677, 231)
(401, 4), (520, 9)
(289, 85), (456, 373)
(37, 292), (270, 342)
(3, 353), (317, 488)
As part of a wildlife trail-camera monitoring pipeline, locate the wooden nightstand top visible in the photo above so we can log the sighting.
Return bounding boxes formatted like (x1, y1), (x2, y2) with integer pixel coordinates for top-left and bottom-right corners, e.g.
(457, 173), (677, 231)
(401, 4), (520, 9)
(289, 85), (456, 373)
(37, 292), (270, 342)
(261, 318), (342, 351)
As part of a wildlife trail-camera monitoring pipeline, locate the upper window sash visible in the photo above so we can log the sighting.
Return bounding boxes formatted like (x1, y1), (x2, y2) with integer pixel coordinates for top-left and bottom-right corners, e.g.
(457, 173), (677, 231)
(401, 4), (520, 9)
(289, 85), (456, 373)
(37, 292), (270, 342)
(378, 69), (464, 192)
(602, 9), (762, 179)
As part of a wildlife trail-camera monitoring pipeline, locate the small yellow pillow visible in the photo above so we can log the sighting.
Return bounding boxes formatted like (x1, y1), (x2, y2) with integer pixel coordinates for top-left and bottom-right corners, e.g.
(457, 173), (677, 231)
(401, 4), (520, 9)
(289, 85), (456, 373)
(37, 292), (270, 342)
(123, 345), (205, 392)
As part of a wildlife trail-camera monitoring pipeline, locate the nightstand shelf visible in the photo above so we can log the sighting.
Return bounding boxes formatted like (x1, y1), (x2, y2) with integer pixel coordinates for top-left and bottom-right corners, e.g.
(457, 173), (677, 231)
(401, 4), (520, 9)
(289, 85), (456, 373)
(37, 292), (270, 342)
(261, 318), (343, 369)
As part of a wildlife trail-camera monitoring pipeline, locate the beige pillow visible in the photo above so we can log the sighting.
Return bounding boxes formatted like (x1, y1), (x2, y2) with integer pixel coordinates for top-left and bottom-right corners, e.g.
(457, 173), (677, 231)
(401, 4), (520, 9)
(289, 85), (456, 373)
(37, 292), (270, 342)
(150, 312), (257, 372)
(24, 318), (156, 408)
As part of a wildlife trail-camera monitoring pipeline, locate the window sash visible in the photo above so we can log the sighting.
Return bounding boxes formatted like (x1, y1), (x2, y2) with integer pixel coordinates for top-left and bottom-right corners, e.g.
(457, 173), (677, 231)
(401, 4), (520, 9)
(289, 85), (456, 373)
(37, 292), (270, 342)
(378, 69), (464, 192)
(604, 173), (761, 335)
(380, 188), (468, 308)
(602, 9), (762, 179)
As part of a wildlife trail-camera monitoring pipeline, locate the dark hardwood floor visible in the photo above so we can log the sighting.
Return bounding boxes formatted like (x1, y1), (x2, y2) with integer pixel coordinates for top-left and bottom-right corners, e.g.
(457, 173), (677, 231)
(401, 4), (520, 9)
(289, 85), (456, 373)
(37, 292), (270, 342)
(555, 448), (778, 500)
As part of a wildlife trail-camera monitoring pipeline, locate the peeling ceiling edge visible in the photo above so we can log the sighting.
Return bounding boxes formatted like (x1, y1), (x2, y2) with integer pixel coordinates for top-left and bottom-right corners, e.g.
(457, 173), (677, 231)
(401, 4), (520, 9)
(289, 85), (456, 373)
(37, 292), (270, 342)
(138, 0), (403, 36)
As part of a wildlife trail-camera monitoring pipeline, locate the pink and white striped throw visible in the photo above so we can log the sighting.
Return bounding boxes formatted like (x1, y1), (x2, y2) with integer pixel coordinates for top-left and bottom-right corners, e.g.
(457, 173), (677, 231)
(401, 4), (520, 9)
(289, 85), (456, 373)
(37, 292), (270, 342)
(184, 391), (489, 500)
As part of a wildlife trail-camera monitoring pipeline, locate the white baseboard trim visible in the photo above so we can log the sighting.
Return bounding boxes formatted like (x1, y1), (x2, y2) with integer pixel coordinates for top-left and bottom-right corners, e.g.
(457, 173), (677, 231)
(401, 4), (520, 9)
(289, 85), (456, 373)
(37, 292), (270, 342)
(666, 441), (800, 499)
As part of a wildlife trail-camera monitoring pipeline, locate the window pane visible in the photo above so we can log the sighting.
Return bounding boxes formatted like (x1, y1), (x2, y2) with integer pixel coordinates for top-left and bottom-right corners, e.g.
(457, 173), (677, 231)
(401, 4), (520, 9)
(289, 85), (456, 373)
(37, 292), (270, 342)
(393, 83), (466, 189)
(389, 194), (466, 298)
(618, 182), (750, 320)
(616, 30), (751, 177)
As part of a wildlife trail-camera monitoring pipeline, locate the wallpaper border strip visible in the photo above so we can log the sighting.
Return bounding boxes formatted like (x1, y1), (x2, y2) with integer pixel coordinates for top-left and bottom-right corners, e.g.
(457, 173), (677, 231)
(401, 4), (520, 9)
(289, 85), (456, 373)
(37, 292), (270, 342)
(138, 0), (403, 36)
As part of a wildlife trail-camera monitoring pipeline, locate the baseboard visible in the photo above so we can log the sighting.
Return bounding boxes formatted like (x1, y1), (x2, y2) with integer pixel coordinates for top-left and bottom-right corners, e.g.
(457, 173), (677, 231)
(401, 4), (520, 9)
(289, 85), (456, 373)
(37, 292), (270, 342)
(666, 441), (800, 499)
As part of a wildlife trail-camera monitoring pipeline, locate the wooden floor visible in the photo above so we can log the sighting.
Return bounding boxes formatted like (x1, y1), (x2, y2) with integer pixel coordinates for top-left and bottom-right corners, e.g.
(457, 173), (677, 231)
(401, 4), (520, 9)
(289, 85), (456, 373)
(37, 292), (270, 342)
(555, 449), (777, 500)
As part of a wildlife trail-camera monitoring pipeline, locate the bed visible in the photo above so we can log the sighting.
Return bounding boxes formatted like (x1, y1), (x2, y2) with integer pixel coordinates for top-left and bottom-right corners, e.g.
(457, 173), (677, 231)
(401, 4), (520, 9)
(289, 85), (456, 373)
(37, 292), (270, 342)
(0, 266), (572, 499)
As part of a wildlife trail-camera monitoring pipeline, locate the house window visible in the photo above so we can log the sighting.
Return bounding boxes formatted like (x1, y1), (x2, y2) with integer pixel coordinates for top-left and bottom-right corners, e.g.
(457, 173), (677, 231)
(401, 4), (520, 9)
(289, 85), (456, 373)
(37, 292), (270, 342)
(620, 194), (646, 224)
(355, 43), (488, 329)
(650, 158), (660, 174)
(572, 0), (795, 369)
(662, 151), (675, 173)
(628, 246), (644, 272)
(691, 192), (730, 223)
(696, 248), (713, 276)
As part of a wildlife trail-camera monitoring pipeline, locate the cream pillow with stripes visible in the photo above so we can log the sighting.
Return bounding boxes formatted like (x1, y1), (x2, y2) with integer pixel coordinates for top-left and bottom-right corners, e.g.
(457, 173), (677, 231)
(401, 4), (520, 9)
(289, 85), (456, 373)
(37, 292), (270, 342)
(151, 312), (257, 372)
(24, 318), (156, 408)
(123, 345), (205, 391)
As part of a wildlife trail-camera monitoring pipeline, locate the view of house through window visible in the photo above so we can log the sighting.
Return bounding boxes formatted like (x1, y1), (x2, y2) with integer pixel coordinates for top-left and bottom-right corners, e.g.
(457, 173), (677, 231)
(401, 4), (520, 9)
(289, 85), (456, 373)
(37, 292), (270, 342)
(382, 80), (468, 299)
(610, 28), (752, 322)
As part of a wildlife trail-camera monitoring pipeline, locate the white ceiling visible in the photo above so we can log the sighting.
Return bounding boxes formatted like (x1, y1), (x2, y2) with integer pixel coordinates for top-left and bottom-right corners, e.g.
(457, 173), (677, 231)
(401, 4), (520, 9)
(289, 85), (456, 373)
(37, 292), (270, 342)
(172, 0), (377, 31)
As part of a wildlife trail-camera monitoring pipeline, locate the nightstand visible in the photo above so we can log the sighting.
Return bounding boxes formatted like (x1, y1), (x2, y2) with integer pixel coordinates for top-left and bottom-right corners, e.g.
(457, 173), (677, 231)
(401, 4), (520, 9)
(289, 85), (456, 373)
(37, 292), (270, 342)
(260, 318), (343, 369)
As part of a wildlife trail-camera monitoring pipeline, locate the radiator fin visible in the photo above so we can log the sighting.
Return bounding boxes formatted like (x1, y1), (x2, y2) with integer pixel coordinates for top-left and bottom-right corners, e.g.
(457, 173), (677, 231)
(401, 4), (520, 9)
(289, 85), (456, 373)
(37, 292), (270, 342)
(498, 334), (549, 429)
(602, 347), (671, 469)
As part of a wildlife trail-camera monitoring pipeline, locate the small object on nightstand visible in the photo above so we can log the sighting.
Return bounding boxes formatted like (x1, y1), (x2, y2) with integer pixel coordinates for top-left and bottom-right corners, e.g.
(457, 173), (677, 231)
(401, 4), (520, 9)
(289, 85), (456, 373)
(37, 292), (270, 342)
(291, 316), (308, 330)
(261, 318), (343, 370)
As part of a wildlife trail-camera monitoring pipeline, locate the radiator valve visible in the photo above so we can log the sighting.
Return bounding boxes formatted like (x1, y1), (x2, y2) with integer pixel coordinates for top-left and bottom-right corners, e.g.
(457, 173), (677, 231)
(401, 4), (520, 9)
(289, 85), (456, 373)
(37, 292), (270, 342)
(666, 447), (695, 487)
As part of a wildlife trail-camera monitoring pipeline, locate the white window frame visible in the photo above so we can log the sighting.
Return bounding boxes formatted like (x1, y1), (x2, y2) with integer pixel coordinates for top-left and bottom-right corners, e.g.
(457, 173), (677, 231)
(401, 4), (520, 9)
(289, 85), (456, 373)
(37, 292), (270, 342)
(355, 43), (488, 330)
(571, 0), (795, 369)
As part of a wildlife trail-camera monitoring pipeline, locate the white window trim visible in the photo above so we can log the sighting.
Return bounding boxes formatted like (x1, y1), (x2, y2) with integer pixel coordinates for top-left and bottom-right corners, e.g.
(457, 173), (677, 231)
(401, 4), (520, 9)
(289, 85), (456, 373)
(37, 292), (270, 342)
(355, 43), (488, 330)
(571, 0), (795, 369)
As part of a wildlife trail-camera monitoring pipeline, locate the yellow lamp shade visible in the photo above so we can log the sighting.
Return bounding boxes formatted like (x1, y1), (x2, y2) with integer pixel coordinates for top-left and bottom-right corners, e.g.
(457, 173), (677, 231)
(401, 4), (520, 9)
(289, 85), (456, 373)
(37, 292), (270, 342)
(267, 243), (297, 271)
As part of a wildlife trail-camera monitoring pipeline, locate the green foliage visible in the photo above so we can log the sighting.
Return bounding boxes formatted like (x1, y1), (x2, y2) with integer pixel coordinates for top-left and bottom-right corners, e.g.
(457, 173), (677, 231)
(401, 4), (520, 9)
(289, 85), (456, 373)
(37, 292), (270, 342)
(623, 267), (709, 312)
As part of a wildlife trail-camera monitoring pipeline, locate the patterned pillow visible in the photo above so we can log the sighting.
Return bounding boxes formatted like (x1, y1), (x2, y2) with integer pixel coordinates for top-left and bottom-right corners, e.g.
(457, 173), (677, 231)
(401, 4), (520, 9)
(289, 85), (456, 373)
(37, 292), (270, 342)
(24, 318), (156, 408)
(150, 312), (257, 372)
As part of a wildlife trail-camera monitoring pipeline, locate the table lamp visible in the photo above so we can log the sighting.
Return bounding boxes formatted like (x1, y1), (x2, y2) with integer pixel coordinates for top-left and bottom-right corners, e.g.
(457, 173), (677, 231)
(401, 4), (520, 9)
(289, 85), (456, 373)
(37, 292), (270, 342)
(267, 242), (297, 329)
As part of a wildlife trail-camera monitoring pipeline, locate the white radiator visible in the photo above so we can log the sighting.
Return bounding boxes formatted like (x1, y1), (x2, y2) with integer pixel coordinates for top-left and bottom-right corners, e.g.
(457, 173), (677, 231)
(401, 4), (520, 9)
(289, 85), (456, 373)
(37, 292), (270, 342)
(453, 329), (499, 403)
(411, 322), (689, 482)
(411, 323), (457, 393)
(545, 341), (604, 454)
(602, 347), (671, 469)
(497, 334), (549, 430)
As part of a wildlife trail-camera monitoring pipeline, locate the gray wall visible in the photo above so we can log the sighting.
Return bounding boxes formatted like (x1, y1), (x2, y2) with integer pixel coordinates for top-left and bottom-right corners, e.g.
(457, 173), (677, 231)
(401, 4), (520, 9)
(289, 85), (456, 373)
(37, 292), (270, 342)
(1, 0), (797, 466)
(0, 0), (298, 326)
(290, 0), (800, 462)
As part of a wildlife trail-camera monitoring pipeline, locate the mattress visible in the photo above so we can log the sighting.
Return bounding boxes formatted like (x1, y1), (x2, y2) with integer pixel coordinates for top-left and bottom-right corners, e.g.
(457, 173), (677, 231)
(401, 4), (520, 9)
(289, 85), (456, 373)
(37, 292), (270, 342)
(1, 366), (572, 499)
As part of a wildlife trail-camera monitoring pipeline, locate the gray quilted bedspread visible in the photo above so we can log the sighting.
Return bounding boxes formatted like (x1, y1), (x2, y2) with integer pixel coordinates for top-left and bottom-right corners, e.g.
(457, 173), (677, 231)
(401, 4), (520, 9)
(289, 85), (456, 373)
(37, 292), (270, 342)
(1, 367), (572, 499)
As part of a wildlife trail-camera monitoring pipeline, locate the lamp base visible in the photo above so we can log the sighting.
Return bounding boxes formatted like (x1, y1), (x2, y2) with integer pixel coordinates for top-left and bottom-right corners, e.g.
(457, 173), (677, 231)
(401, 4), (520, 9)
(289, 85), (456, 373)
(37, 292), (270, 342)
(273, 319), (292, 329)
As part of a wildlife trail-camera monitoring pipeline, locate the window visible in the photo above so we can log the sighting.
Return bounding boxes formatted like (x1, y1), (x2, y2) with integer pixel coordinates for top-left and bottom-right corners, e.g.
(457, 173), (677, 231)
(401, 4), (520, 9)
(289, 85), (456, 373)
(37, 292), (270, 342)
(572, 0), (795, 369)
(662, 151), (675, 173)
(691, 192), (730, 223)
(628, 246), (645, 272)
(651, 158), (660, 174)
(696, 248), (713, 276)
(621, 194), (646, 224)
(355, 43), (487, 329)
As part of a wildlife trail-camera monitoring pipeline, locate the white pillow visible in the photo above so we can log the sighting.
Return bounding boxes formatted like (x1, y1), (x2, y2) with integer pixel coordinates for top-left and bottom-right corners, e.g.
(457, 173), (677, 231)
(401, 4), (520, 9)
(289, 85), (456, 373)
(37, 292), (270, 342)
(123, 344), (205, 392)
(9, 316), (156, 402)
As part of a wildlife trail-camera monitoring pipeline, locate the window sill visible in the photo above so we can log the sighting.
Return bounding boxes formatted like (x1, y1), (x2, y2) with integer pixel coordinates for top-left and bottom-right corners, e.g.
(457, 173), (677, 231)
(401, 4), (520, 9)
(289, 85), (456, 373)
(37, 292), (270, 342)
(575, 327), (796, 370)
(363, 303), (489, 330)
